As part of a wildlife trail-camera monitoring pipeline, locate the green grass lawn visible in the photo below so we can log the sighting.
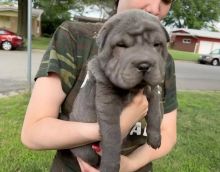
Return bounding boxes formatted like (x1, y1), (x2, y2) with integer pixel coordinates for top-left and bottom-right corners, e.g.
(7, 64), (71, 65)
(169, 49), (200, 62)
(154, 91), (220, 172)
(0, 91), (219, 171)
(32, 37), (51, 50)
(0, 94), (55, 172)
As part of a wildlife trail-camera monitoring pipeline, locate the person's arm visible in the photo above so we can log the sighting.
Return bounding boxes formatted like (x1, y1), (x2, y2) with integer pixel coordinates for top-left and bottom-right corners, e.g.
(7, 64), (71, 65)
(21, 73), (148, 150)
(21, 73), (98, 150)
(120, 109), (177, 172)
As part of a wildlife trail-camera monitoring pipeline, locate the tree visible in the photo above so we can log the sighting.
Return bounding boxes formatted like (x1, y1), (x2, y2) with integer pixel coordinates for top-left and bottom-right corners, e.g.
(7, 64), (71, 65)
(33, 0), (114, 36)
(163, 0), (220, 30)
(17, 0), (28, 37)
(32, 0), (77, 36)
(2, 0), (114, 37)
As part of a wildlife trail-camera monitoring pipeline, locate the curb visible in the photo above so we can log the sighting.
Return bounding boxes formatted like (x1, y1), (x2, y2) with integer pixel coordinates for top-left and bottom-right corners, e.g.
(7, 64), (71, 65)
(32, 49), (46, 53)
(0, 90), (27, 99)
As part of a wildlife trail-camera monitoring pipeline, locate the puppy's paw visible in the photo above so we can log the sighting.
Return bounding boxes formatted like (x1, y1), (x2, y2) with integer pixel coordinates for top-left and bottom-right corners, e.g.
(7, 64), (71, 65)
(99, 162), (120, 172)
(147, 131), (161, 149)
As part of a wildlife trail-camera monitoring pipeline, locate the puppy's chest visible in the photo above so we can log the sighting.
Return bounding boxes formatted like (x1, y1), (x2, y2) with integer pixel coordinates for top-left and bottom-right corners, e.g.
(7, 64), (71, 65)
(70, 72), (134, 122)
(70, 73), (97, 122)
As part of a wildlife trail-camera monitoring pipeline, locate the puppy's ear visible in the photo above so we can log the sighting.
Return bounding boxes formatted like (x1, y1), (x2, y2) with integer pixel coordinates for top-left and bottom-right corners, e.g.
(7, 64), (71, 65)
(96, 17), (120, 51)
(161, 26), (170, 43)
(160, 25), (170, 60)
(96, 24), (113, 51)
(162, 43), (169, 61)
(96, 26), (109, 51)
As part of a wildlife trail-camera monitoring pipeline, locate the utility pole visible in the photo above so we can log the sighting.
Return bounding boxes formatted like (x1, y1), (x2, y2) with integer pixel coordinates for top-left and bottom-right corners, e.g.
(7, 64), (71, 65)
(27, 0), (32, 92)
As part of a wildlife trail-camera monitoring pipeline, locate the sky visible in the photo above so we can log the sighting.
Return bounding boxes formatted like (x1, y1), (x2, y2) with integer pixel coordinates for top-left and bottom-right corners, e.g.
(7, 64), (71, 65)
(70, 4), (110, 19)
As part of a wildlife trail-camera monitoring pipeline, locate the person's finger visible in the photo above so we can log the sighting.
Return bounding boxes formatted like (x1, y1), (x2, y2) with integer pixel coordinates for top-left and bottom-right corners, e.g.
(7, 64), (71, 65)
(77, 157), (100, 172)
(139, 89), (144, 94)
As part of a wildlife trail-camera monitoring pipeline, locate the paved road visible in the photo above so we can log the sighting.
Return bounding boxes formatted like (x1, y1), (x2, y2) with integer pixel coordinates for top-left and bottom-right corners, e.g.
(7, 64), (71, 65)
(0, 50), (220, 95)
(0, 50), (43, 94)
(175, 61), (220, 91)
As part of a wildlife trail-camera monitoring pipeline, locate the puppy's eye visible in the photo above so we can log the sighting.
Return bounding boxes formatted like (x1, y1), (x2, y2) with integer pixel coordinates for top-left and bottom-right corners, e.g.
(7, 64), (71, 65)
(154, 42), (162, 47)
(117, 42), (128, 48)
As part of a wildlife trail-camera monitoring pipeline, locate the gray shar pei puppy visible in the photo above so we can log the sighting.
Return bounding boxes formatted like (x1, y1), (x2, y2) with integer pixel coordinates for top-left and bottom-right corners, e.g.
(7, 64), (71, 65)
(69, 9), (168, 172)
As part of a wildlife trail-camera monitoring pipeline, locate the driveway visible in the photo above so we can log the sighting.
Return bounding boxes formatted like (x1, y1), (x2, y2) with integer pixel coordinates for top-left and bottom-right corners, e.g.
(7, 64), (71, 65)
(0, 50), (220, 96)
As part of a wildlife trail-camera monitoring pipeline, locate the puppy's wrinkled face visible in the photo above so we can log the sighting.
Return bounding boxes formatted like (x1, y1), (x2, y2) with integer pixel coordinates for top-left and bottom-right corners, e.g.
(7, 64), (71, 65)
(97, 10), (168, 89)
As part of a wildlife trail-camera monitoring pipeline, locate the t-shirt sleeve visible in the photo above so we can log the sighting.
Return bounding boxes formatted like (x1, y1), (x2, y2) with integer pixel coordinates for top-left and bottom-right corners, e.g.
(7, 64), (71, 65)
(163, 54), (178, 114)
(35, 21), (78, 94)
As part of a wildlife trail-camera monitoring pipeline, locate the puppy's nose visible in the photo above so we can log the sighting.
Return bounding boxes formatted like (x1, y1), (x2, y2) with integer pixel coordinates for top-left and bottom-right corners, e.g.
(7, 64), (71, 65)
(137, 62), (151, 72)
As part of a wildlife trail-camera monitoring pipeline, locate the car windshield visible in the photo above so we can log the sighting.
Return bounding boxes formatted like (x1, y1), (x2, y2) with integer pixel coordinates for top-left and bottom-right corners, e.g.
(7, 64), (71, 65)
(0, 30), (7, 35)
(210, 49), (220, 55)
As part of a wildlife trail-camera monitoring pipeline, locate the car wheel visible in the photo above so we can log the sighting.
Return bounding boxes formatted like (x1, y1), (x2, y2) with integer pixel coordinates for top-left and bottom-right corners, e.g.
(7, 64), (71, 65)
(2, 41), (12, 50)
(211, 59), (219, 66)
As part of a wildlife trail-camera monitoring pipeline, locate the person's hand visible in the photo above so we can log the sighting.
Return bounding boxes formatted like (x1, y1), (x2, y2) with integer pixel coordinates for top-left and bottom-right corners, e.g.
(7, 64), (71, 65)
(119, 155), (134, 172)
(77, 157), (99, 172)
(120, 90), (148, 137)
(92, 144), (134, 172)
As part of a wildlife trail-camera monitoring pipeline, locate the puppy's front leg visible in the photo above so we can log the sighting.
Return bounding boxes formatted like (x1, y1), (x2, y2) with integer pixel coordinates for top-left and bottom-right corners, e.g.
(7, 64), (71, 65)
(95, 82), (122, 172)
(146, 85), (163, 149)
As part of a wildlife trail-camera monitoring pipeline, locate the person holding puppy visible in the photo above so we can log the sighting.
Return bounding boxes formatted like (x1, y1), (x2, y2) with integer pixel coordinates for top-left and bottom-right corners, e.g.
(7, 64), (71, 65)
(21, 0), (178, 171)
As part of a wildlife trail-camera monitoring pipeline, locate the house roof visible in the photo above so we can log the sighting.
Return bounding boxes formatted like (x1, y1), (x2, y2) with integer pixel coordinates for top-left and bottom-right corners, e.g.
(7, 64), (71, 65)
(0, 5), (43, 17)
(171, 28), (220, 40)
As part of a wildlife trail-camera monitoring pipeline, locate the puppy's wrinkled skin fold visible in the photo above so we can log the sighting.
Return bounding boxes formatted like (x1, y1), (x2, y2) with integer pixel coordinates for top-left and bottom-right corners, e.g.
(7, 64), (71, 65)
(69, 9), (168, 172)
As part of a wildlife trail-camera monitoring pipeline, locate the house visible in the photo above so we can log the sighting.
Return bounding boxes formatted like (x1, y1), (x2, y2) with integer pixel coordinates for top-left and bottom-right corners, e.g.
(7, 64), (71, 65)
(170, 28), (220, 54)
(0, 5), (43, 37)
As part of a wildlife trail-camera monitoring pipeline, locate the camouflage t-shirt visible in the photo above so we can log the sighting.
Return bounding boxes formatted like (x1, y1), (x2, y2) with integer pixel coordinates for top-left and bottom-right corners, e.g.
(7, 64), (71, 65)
(35, 21), (101, 94)
(35, 21), (178, 171)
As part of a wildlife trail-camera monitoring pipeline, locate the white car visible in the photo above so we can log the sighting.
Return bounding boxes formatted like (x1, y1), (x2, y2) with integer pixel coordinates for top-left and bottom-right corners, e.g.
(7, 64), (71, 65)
(198, 49), (220, 66)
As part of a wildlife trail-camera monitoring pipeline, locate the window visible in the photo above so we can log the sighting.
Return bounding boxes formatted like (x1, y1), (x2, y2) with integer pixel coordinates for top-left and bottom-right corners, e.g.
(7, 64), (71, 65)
(182, 38), (191, 44)
(210, 49), (220, 55)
